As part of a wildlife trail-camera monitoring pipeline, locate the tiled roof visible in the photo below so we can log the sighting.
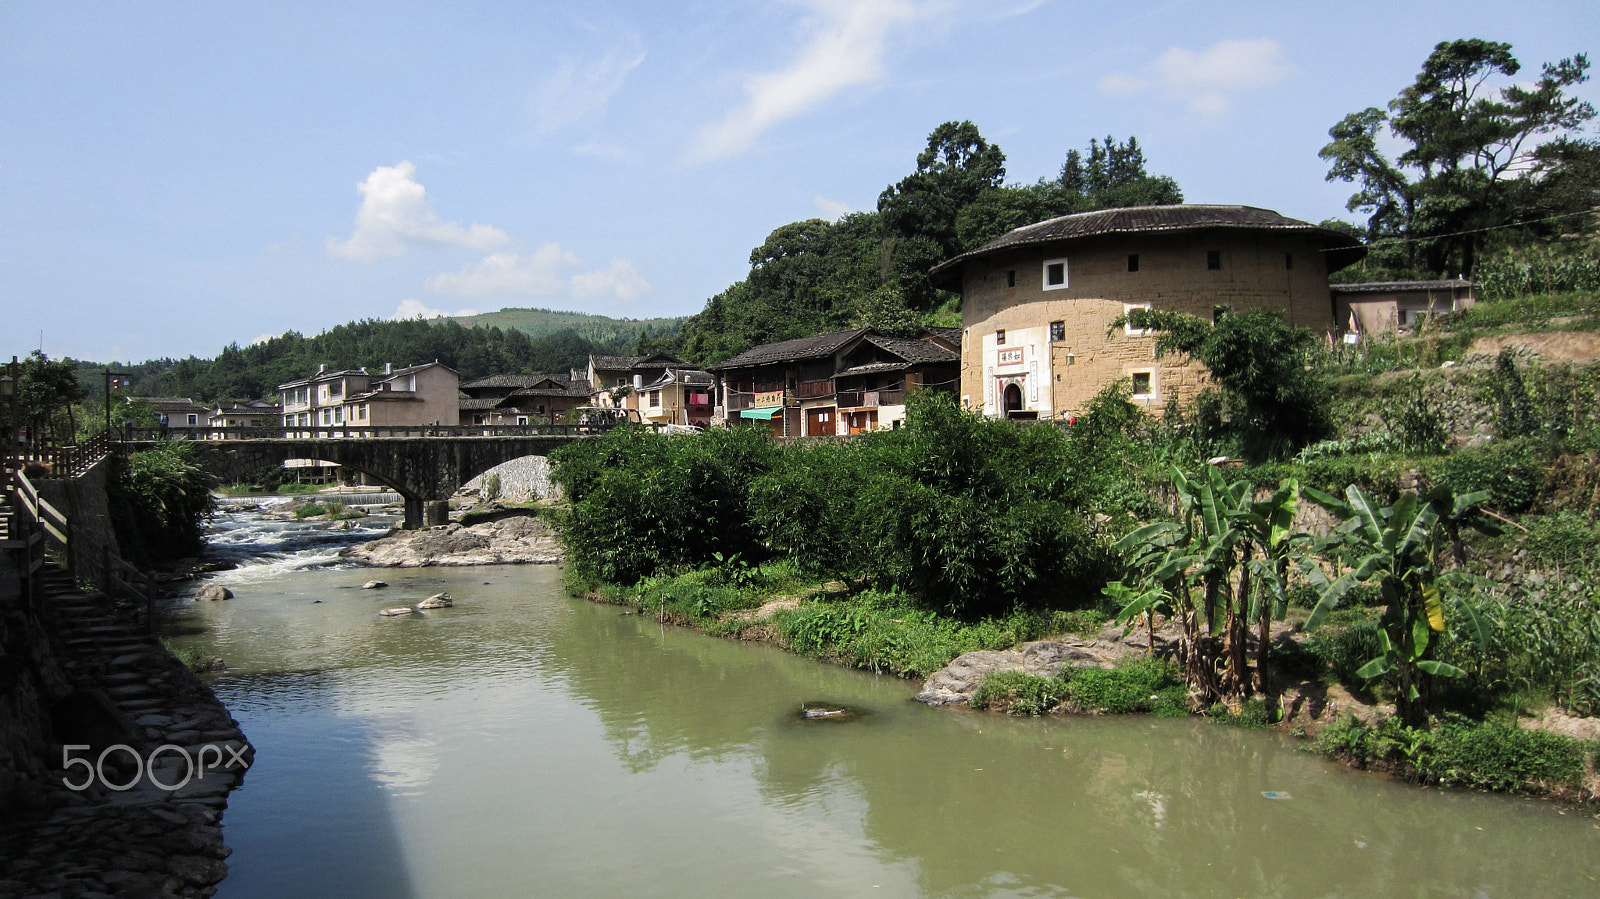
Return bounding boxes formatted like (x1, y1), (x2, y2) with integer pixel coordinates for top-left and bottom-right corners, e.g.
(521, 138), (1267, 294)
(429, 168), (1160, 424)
(708, 329), (871, 371)
(589, 353), (683, 372)
(836, 361), (915, 376)
(462, 372), (588, 391)
(379, 361), (456, 380)
(277, 368), (368, 389)
(212, 401), (281, 413)
(645, 368), (715, 389)
(134, 397), (206, 410)
(1331, 279), (1474, 294)
(589, 355), (641, 371)
(461, 374), (548, 389)
(505, 385), (591, 400)
(930, 204), (1367, 287)
(459, 397), (501, 411)
(861, 334), (958, 365)
(346, 389), (421, 403)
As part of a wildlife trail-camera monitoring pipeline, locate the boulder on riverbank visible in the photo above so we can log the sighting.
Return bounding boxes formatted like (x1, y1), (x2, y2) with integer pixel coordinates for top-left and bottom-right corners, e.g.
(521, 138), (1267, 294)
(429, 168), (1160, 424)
(341, 512), (563, 567)
(915, 639), (1133, 706)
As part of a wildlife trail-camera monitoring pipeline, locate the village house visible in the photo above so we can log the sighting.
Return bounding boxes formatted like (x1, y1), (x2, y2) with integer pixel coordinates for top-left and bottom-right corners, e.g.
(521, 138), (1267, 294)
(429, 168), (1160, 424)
(279, 362), (459, 436)
(709, 328), (959, 437)
(459, 373), (593, 426)
(583, 353), (688, 414)
(928, 205), (1365, 419)
(132, 397), (210, 434)
(638, 368), (716, 428)
(206, 399), (283, 438)
(1333, 279), (1475, 335)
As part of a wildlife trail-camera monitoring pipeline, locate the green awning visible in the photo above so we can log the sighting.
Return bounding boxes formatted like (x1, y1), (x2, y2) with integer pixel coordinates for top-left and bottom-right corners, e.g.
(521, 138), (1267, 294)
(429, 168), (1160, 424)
(740, 406), (783, 420)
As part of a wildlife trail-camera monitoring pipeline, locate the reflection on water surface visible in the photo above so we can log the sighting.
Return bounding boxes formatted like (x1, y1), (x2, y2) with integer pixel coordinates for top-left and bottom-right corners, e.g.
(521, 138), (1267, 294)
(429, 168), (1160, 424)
(165, 515), (1599, 898)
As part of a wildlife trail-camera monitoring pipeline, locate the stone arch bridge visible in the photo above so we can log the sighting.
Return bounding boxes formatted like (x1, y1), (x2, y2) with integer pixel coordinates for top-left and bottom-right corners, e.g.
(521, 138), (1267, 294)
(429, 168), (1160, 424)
(126, 431), (592, 528)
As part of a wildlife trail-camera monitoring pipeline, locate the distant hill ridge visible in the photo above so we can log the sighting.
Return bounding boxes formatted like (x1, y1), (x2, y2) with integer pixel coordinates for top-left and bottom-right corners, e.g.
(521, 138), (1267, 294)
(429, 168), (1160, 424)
(451, 307), (684, 341)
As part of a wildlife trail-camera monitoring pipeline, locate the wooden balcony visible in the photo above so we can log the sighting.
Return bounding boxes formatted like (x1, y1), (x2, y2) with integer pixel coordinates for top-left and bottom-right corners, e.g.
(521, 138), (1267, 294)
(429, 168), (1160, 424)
(836, 388), (905, 409)
(794, 379), (834, 399)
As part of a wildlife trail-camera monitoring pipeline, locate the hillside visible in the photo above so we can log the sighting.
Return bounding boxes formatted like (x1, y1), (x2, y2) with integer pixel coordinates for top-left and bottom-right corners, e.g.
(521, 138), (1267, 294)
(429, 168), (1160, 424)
(451, 307), (683, 344)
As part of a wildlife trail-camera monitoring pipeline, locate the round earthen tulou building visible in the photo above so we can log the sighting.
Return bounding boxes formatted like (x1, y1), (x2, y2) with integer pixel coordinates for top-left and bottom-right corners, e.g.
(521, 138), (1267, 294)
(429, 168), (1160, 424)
(930, 204), (1366, 420)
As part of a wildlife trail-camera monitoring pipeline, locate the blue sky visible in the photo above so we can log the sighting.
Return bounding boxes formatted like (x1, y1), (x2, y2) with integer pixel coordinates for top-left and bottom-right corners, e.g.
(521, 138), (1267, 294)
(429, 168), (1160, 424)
(3, 0), (1595, 363)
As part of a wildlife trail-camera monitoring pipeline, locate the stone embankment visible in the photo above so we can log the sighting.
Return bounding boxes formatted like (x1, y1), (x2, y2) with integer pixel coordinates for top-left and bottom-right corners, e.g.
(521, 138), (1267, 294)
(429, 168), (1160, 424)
(341, 510), (562, 567)
(0, 570), (251, 899)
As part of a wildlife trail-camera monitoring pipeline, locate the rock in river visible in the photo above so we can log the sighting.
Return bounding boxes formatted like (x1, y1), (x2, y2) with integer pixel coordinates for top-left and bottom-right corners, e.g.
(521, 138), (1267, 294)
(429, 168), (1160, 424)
(361, 580), (388, 589)
(414, 592), (452, 610)
(194, 584), (233, 602)
(379, 607), (418, 617)
(342, 511), (563, 567)
(796, 702), (867, 722)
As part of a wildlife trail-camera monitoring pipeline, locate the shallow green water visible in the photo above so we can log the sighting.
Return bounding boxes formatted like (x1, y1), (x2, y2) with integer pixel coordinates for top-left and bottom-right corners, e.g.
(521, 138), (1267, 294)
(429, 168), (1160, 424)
(163, 563), (1600, 898)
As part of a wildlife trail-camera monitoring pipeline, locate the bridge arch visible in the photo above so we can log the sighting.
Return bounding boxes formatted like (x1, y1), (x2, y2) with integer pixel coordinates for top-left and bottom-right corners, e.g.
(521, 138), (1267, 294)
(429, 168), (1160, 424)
(132, 434), (584, 528)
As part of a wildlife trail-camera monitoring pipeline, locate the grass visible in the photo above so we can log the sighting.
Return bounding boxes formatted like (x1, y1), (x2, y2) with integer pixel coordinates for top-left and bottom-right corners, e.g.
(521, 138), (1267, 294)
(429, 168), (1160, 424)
(1440, 291), (1600, 334)
(1316, 714), (1594, 797)
(569, 562), (1098, 680)
(161, 638), (212, 673)
(971, 657), (1188, 717)
(773, 592), (1080, 678)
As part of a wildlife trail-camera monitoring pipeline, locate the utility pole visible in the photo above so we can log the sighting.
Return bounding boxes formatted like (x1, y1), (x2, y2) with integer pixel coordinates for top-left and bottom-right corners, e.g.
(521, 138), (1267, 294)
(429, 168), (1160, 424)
(104, 370), (129, 440)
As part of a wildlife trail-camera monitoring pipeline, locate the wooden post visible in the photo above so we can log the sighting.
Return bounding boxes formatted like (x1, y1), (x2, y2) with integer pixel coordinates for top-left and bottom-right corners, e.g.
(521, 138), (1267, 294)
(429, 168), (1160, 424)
(65, 514), (76, 583)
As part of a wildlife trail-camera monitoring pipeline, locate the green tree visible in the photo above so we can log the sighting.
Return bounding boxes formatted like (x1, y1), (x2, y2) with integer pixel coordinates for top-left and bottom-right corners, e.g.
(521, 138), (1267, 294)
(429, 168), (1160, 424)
(878, 121), (1007, 258)
(1, 351), (87, 444)
(1116, 308), (1332, 461)
(955, 136), (1182, 251)
(106, 441), (218, 564)
(1320, 39), (1595, 276)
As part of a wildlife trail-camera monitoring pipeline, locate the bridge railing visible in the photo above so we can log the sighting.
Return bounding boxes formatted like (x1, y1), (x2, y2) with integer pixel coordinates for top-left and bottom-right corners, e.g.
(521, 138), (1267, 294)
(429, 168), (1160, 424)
(122, 422), (661, 441)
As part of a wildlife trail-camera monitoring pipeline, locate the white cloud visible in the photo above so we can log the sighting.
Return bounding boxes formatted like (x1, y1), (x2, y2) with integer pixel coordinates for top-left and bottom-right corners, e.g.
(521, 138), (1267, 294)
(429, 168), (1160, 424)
(1099, 38), (1294, 118)
(572, 140), (640, 163)
(326, 162), (511, 262)
(570, 258), (651, 304)
(1096, 72), (1145, 94)
(425, 245), (582, 298)
(813, 194), (852, 220)
(534, 34), (647, 133)
(689, 0), (918, 162)
(250, 333), (280, 346)
(391, 299), (481, 320)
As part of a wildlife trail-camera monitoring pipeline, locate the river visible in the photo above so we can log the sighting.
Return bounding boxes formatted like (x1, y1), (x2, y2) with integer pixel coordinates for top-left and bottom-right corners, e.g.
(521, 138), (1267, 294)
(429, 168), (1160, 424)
(160, 510), (1600, 898)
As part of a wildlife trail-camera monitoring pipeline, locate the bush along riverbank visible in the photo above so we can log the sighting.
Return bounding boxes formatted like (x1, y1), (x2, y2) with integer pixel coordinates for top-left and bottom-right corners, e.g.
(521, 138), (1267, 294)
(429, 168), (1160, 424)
(550, 334), (1600, 805)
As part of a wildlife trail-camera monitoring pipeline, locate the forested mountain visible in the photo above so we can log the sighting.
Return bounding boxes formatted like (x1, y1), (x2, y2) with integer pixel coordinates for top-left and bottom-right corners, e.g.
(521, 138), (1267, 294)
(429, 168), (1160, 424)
(79, 318), (636, 403)
(671, 125), (1183, 365)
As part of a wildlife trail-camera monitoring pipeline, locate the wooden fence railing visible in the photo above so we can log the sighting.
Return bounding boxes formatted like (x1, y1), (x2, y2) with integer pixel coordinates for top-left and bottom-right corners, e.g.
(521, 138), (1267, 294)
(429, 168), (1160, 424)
(2, 459), (158, 631)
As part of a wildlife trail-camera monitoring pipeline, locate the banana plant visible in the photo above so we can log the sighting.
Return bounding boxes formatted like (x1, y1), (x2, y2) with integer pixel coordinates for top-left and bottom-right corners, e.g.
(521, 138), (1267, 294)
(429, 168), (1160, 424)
(1305, 484), (1499, 727)
(1109, 466), (1308, 704)
(1227, 478), (1309, 695)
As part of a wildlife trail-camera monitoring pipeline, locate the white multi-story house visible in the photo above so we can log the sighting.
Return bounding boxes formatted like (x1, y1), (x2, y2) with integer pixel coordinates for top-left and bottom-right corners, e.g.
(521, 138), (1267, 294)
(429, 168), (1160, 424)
(279, 362), (460, 436)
